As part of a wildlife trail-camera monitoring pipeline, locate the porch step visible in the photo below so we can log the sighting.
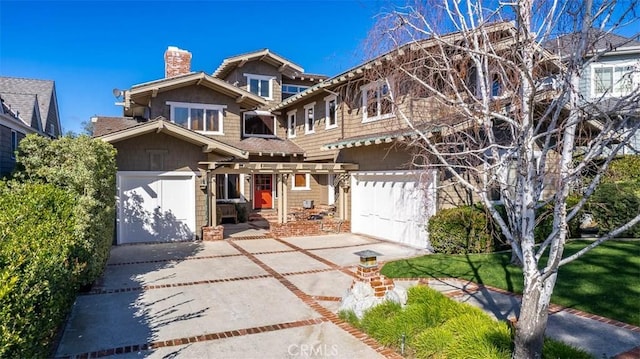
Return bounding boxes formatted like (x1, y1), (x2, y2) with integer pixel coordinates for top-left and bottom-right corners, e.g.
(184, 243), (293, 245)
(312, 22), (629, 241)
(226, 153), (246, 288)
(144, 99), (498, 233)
(249, 210), (278, 222)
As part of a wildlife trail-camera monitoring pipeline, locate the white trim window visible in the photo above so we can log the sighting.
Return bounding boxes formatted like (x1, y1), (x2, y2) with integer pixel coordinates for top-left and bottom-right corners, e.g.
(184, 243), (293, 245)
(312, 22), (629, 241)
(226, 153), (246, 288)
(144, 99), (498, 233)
(325, 94), (338, 129)
(592, 62), (636, 98)
(167, 101), (226, 134)
(362, 81), (393, 123)
(10, 130), (17, 159)
(287, 110), (297, 138)
(292, 173), (310, 191)
(304, 102), (315, 134)
(245, 73), (275, 100)
(243, 111), (276, 138)
(282, 84), (309, 96)
(216, 174), (244, 202)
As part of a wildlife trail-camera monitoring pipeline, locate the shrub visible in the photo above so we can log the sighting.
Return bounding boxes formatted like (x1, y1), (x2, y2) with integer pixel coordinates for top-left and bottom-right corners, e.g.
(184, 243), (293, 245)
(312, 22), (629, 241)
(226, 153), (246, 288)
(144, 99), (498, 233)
(353, 285), (595, 358)
(14, 134), (117, 286)
(602, 155), (640, 184)
(428, 206), (497, 254)
(586, 182), (640, 237)
(0, 182), (80, 358)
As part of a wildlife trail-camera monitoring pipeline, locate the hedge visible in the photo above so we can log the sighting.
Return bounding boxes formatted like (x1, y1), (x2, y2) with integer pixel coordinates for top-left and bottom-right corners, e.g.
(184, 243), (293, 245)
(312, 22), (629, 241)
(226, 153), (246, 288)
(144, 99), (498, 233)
(428, 206), (498, 254)
(14, 134), (117, 286)
(0, 182), (81, 358)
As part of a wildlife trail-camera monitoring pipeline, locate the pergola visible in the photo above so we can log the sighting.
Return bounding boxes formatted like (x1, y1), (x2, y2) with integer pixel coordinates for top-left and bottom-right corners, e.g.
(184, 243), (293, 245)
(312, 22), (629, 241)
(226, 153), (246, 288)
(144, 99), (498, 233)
(199, 161), (359, 225)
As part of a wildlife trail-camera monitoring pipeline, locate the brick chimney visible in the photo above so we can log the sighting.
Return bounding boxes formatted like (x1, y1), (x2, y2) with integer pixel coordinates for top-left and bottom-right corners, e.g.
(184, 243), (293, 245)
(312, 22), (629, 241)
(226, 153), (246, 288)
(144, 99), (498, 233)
(164, 46), (192, 78)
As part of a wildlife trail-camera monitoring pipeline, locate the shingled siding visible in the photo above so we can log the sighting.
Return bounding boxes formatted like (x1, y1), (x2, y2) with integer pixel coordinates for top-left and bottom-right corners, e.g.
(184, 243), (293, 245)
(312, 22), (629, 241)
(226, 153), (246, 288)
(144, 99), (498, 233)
(150, 86), (244, 140)
(112, 132), (208, 233)
(0, 125), (24, 177)
(280, 91), (342, 160)
(223, 60), (283, 107)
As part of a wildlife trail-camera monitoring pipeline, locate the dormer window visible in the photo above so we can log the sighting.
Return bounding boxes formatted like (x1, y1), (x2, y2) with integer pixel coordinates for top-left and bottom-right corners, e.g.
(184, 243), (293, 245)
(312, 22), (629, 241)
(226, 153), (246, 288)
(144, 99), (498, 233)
(243, 111), (276, 138)
(244, 73), (275, 100)
(167, 101), (225, 134)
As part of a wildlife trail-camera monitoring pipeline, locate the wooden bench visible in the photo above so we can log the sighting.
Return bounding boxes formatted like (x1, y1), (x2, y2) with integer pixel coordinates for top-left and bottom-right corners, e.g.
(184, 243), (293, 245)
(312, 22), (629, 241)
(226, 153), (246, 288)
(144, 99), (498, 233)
(218, 203), (238, 224)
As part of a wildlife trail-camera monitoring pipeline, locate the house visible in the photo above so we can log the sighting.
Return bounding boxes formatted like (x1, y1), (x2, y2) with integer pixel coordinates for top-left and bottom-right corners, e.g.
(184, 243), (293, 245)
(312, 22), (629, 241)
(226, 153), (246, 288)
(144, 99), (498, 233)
(95, 22), (559, 248)
(0, 77), (62, 176)
(544, 31), (640, 154)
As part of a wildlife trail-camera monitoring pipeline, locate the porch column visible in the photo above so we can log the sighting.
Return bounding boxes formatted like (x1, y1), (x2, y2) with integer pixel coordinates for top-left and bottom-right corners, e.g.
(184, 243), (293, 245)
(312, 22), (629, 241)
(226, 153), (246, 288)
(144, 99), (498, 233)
(277, 174), (284, 224)
(210, 174), (217, 226)
(282, 174), (289, 224)
(338, 180), (345, 221)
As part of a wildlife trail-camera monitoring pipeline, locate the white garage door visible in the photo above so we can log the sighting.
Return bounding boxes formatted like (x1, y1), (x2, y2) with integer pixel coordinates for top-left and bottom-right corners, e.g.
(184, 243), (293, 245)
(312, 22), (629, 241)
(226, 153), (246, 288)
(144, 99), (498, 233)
(117, 171), (196, 244)
(351, 171), (437, 248)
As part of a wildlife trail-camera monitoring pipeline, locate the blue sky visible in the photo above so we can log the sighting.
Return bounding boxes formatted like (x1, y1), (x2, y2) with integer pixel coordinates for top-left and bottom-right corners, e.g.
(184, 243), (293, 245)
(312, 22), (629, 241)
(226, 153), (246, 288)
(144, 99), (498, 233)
(2, 1), (637, 135)
(0, 0), (396, 134)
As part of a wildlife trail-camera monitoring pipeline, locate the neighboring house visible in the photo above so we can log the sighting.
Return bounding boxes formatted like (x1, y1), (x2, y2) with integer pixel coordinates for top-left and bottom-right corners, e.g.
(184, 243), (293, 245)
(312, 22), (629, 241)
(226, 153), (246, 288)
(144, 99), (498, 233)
(0, 77), (62, 177)
(544, 31), (640, 154)
(95, 22), (556, 248)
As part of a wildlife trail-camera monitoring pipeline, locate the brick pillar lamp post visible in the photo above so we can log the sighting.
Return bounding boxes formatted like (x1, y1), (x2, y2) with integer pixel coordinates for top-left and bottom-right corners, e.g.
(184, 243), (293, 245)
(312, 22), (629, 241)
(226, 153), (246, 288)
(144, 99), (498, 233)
(354, 250), (382, 281)
(354, 249), (394, 297)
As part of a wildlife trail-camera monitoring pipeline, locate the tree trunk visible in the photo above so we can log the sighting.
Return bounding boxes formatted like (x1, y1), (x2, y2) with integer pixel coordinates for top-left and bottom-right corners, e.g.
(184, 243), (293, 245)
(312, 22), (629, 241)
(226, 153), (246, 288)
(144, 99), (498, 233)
(513, 273), (554, 358)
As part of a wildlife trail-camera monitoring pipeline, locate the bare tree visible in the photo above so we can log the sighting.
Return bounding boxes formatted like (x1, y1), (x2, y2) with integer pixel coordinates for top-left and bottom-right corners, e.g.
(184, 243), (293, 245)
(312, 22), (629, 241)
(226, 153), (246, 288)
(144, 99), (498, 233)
(364, 0), (640, 357)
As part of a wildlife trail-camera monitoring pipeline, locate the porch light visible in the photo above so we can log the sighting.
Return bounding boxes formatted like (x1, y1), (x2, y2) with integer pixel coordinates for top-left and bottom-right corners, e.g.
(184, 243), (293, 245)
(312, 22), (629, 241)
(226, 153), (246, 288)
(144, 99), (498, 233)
(354, 250), (382, 268)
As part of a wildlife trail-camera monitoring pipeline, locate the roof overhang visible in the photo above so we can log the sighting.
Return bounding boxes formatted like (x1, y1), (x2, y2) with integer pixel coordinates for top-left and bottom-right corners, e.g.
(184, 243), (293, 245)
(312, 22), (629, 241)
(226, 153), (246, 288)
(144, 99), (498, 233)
(98, 119), (248, 159)
(201, 161), (359, 174)
(124, 72), (266, 116)
(212, 49), (304, 80)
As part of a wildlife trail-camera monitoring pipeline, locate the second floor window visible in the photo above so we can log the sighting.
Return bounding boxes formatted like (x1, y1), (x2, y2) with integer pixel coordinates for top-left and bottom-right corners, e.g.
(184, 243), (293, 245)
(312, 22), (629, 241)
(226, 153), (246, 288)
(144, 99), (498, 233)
(243, 111), (276, 138)
(325, 95), (338, 129)
(167, 101), (225, 134)
(245, 73), (275, 100)
(304, 103), (315, 134)
(362, 81), (393, 123)
(593, 63), (635, 98)
(10, 130), (18, 159)
(287, 110), (296, 138)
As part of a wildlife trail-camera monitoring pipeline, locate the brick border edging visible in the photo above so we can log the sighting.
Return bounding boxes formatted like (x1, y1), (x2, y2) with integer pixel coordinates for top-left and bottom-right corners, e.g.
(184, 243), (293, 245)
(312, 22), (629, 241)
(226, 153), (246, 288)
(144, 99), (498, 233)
(227, 238), (402, 359)
(55, 318), (330, 359)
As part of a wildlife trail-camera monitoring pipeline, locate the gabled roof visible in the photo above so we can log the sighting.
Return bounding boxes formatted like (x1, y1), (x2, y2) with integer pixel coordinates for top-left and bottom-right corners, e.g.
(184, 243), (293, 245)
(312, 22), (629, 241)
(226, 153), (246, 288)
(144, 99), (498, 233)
(271, 21), (530, 112)
(124, 72), (266, 116)
(544, 30), (640, 58)
(0, 76), (59, 134)
(96, 117), (248, 159)
(212, 49), (304, 80)
(0, 92), (40, 129)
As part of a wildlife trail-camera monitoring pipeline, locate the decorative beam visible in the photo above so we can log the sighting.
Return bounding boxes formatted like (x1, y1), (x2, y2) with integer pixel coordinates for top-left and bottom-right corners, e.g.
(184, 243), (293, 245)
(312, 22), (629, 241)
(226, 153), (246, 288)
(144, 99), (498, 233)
(151, 88), (159, 98)
(238, 59), (248, 68)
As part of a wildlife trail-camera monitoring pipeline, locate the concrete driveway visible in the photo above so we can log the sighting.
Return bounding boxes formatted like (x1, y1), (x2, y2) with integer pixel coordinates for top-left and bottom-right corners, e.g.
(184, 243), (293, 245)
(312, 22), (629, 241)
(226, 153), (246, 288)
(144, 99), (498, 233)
(55, 233), (427, 358)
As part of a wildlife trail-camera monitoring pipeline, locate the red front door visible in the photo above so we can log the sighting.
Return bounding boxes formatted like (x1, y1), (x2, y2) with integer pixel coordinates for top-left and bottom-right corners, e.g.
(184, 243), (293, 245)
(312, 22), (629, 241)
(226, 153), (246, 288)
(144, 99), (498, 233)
(254, 174), (273, 209)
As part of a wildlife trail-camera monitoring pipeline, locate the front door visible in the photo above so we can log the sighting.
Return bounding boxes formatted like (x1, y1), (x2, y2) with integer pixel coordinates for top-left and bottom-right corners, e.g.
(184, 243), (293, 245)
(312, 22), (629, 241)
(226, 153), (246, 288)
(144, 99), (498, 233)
(254, 174), (273, 209)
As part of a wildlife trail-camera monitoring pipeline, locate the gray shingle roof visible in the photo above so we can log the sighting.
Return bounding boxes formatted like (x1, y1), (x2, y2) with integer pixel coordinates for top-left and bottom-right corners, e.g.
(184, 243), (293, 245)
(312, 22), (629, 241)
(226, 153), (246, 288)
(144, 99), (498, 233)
(0, 76), (56, 133)
(92, 116), (142, 137)
(0, 92), (38, 128)
(544, 30), (640, 58)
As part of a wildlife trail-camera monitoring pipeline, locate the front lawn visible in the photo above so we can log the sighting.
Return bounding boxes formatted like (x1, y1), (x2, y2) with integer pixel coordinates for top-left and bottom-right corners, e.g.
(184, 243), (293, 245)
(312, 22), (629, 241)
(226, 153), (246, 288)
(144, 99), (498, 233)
(381, 240), (640, 326)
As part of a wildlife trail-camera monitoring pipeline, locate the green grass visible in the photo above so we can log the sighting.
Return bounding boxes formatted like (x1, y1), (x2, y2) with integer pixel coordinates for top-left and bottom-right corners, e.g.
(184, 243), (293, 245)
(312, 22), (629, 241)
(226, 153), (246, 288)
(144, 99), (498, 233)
(339, 286), (593, 359)
(381, 240), (640, 326)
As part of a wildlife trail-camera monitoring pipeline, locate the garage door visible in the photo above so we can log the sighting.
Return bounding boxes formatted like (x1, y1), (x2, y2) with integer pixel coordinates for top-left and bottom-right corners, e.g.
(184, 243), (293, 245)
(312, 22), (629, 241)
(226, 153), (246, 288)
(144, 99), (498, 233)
(117, 171), (196, 244)
(351, 171), (437, 248)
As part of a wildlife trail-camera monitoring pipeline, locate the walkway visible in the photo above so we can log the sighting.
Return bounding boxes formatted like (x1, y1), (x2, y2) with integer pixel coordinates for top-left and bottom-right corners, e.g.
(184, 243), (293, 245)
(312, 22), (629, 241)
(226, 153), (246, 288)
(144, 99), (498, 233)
(54, 232), (425, 358)
(54, 227), (640, 358)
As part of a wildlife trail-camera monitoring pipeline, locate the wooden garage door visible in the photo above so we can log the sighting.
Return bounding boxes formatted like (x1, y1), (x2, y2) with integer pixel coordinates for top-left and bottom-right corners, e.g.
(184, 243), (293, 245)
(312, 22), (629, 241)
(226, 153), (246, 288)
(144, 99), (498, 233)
(351, 171), (437, 248)
(117, 172), (195, 244)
